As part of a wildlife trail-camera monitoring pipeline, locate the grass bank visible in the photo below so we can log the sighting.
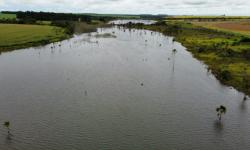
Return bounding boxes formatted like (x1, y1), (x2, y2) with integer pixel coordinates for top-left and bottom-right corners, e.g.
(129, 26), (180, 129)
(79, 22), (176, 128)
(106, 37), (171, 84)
(0, 24), (68, 52)
(125, 21), (250, 95)
(0, 21), (108, 53)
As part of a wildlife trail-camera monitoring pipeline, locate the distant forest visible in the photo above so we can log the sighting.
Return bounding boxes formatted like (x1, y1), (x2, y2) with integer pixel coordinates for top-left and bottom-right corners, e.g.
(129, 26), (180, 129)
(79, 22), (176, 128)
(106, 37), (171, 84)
(2, 11), (166, 22)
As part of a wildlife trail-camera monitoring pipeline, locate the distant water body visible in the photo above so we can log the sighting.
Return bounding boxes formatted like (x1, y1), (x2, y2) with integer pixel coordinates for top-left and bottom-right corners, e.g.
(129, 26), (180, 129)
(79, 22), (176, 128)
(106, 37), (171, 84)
(109, 19), (156, 25)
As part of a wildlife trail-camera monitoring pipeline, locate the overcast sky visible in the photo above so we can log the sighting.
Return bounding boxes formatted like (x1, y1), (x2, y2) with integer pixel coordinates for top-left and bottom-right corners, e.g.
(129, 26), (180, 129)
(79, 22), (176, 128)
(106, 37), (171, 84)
(0, 0), (249, 15)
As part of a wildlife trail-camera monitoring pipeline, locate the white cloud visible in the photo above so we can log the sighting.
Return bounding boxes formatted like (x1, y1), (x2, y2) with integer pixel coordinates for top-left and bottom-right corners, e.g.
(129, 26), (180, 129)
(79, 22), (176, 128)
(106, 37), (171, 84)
(0, 0), (4, 6)
(1, 0), (250, 15)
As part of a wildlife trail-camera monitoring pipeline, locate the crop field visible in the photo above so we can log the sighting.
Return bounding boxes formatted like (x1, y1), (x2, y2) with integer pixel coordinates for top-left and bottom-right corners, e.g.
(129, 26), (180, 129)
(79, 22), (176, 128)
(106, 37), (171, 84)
(192, 21), (250, 36)
(167, 15), (250, 19)
(0, 24), (67, 51)
(0, 13), (16, 19)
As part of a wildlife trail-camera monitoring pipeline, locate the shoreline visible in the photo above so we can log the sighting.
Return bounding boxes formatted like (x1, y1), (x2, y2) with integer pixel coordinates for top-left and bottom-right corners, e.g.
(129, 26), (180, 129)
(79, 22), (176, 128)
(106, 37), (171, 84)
(0, 21), (110, 54)
(0, 24), (70, 53)
(122, 21), (250, 96)
(1, 20), (249, 96)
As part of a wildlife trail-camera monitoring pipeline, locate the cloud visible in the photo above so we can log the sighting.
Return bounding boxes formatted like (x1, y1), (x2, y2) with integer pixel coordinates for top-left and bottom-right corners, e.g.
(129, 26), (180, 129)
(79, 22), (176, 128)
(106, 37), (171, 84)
(1, 0), (250, 15)
(0, 0), (4, 6)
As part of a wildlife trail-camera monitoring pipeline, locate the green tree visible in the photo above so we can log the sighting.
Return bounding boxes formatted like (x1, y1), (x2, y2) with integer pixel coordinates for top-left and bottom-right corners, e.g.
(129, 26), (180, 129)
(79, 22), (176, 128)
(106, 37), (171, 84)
(3, 121), (10, 133)
(216, 105), (227, 121)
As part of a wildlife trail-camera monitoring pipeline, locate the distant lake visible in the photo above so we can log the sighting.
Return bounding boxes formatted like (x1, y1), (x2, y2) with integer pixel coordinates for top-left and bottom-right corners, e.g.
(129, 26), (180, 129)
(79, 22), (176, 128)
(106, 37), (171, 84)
(109, 19), (156, 25)
(0, 22), (249, 150)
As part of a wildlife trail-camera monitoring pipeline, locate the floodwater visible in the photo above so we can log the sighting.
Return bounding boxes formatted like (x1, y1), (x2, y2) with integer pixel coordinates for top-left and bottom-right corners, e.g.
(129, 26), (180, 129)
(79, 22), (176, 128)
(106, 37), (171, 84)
(109, 19), (156, 25)
(0, 25), (250, 150)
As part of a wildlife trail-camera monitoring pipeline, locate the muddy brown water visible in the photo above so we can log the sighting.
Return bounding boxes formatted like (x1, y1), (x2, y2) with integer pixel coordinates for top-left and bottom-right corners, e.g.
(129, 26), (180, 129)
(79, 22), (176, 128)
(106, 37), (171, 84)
(0, 23), (249, 150)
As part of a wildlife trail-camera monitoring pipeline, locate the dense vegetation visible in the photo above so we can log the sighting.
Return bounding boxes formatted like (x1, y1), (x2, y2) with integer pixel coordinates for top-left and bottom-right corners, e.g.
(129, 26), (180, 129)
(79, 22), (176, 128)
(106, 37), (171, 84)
(124, 21), (250, 95)
(15, 11), (92, 22)
(2, 11), (166, 22)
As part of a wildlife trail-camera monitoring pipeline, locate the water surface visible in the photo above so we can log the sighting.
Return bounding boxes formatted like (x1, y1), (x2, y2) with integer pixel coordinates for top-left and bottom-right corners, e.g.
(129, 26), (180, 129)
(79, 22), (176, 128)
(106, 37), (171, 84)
(109, 19), (156, 25)
(0, 26), (249, 150)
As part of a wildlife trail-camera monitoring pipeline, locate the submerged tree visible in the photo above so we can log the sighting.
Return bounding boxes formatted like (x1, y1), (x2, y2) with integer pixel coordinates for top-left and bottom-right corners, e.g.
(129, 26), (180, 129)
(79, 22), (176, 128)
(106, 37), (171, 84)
(242, 68), (249, 101)
(171, 49), (177, 72)
(216, 105), (227, 121)
(3, 121), (10, 133)
(243, 95), (248, 101)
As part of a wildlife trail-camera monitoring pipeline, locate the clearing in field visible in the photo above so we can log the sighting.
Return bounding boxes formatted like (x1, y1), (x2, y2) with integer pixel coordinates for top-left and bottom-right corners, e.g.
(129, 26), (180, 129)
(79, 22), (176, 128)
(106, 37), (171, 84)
(0, 24), (67, 52)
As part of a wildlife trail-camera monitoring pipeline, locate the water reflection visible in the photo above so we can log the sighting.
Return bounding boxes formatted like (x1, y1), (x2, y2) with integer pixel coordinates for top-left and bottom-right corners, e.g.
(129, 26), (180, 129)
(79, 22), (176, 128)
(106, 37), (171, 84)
(84, 90), (88, 97)
(213, 120), (224, 140)
(5, 132), (13, 146)
(240, 100), (248, 113)
(171, 49), (177, 73)
(214, 120), (224, 132)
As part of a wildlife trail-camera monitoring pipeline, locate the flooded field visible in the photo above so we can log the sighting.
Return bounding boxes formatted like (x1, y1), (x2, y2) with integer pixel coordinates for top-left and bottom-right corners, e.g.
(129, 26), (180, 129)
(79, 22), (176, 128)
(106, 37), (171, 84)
(0, 26), (249, 150)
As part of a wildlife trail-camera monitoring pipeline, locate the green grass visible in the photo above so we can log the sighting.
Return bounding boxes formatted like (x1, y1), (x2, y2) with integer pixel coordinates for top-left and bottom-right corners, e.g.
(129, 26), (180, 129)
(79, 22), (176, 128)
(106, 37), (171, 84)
(0, 13), (16, 20)
(0, 24), (68, 52)
(36, 21), (52, 25)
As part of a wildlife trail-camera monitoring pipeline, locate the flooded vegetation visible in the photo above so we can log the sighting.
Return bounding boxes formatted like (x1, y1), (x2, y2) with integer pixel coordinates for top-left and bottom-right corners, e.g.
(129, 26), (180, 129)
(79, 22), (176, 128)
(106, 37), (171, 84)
(127, 21), (250, 96)
(0, 24), (250, 149)
(94, 33), (117, 38)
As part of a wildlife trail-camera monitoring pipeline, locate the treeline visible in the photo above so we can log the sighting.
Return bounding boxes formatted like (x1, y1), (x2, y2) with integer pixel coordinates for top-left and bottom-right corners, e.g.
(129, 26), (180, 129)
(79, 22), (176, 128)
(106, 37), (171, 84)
(1, 11), (119, 22)
(2, 11), (166, 21)
(51, 21), (75, 34)
(140, 14), (166, 20)
(15, 11), (92, 22)
(1, 11), (16, 14)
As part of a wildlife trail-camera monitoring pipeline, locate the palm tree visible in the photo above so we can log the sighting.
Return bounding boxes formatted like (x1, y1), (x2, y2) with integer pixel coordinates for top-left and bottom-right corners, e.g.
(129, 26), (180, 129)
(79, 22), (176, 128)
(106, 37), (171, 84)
(172, 49), (177, 72)
(216, 106), (227, 121)
(3, 121), (10, 133)
(172, 49), (177, 53)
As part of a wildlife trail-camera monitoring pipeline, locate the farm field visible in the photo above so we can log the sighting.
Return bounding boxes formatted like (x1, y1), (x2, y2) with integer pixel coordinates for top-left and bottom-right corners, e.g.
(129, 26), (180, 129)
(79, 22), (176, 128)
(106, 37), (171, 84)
(193, 21), (250, 36)
(0, 24), (67, 52)
(167, 15), (250, 19)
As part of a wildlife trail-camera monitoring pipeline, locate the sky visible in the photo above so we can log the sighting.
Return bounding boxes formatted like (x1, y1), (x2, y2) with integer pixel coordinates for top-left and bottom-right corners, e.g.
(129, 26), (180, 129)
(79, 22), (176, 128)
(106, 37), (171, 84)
(0, 0), (249, 15)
